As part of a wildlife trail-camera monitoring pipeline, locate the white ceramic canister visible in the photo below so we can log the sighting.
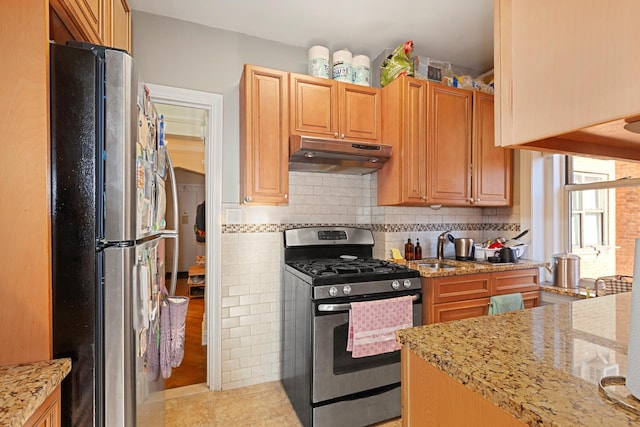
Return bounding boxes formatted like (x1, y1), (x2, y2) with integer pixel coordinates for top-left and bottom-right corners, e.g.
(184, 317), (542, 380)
(332, 49), (352, 82)
(308, 45), (329, 79)
(351, 54), (370, 86)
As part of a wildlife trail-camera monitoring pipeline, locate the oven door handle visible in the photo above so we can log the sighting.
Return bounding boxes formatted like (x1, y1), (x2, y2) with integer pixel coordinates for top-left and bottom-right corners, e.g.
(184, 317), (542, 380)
(317, 294), (420, 312)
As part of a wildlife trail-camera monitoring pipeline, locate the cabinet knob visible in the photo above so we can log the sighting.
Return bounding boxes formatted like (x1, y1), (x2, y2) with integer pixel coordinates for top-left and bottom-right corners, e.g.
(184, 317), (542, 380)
(341, 133), (345, 139)
(284, 193), (288, 200)
(469, 197), (475, 203)
(476, 198), (481, 203)
(244, 196), (252, 203)
(334, 132), (339, 138)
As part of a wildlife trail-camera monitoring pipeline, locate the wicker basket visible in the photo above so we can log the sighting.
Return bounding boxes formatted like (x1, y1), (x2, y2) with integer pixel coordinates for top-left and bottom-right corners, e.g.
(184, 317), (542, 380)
(595, 275), (633, 296)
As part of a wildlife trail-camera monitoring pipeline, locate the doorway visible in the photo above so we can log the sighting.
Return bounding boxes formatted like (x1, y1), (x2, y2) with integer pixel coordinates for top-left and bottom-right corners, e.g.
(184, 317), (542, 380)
(176, 183), (205, 272)
(146, 83), (223, 391)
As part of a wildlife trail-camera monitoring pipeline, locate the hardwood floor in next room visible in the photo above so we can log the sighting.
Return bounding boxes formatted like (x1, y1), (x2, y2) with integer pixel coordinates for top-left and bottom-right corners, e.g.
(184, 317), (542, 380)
(165, 275), (207, 389)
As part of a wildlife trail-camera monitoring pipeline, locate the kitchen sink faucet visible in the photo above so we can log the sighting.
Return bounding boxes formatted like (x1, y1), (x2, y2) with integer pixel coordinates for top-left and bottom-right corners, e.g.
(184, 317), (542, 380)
(437, 230), (452, 261)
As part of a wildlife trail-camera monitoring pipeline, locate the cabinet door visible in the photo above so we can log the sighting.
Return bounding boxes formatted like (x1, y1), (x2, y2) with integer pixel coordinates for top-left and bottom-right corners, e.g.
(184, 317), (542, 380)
(495, 0), (640, 150)
(290, 73), (338, 138)
(25, 385), (61, 427)
(492, 269), (540, 295)
(429, 297), (491, 324)
(240, 65), (289, 205)
(378, 76), (427, 206)
(109, 0), (130, 52)
(426, 83), (472, 205)
(522, 291), (541, 309)
(339, 84), (381, 142)
(428, 273), (492, 304)
(472, 92), (513, 206)
(50, 0), (105, 45)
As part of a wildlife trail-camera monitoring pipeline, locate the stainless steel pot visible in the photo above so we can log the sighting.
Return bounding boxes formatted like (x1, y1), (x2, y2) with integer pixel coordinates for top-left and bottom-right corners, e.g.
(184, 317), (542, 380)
(552, 253), (580, 288)
(454, 238), (474, 260)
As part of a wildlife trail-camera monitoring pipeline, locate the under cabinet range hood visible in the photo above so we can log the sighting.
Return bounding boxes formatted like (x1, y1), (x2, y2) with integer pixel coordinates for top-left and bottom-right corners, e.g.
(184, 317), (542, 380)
(289, 135), (392, 175)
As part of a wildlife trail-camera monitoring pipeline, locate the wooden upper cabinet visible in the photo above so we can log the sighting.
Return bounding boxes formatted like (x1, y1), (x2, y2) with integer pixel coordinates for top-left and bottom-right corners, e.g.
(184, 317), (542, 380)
(290, 73), (380, 143)
(49, 0), (131, 51)
(378, 76), (427, 205)
(107, 0), (131, 52)
(339, 83), (381, 141)
(50, 0), (105, 45)
(290, 74), (338, 138)
(426, 83), (472, 206)
(495, 0), (640, 160)
(472, 92), (513, 206)
(378, 78), (512, 207)
(240, 65), (289, 205)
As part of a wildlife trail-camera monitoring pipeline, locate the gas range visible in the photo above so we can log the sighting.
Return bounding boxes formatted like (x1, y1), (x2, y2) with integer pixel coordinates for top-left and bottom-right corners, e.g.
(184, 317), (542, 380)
(283, 226), (421, 297)
(281, 226), (423, 427)
(286, 257), (420, 285)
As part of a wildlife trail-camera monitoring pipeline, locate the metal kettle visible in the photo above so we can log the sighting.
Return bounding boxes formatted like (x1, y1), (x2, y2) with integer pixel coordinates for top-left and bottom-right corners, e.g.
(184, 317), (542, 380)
(448, 235), (474, 260)
(552, 253), (580, 288)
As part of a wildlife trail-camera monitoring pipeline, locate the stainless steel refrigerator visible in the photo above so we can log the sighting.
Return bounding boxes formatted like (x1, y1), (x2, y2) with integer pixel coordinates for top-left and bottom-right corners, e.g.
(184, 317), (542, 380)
(50, 42), (179, 426)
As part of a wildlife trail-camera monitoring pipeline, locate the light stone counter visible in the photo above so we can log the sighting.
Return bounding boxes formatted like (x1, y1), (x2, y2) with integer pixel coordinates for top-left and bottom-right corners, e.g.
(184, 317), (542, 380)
(394, 258), (548, 278)
(0, 358), (71, 427)
(397, 293), (639, 426)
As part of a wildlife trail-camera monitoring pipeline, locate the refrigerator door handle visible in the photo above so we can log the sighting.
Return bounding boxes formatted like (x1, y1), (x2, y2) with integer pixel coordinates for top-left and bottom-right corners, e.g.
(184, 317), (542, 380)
(165, 149), (180, 296)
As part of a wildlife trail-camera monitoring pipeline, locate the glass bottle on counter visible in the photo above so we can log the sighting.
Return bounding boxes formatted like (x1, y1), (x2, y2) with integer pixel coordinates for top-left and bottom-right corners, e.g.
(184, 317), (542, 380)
(415, 239), (422, 260)
(405, 238), (415, 260)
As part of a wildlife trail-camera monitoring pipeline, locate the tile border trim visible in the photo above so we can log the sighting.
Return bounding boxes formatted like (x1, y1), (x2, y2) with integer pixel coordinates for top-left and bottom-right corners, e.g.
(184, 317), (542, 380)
(221, 223), (521, 234)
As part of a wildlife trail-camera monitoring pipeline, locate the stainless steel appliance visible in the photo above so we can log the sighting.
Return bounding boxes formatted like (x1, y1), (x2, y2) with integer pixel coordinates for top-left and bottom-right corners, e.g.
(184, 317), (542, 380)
(552, 253), (581, 288)
(289, 135), (392, 174)
(282, 227), (422, 427)
(50, 42), (178, 426)
(453, 237), (475, 260)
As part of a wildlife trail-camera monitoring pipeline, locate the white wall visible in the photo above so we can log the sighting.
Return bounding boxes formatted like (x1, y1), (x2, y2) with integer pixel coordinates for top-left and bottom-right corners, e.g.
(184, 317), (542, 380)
(132, 11), (307, 204)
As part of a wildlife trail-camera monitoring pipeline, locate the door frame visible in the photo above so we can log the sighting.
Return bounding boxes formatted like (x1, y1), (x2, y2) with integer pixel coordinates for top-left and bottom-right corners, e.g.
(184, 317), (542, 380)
(145, 83), (223, 391)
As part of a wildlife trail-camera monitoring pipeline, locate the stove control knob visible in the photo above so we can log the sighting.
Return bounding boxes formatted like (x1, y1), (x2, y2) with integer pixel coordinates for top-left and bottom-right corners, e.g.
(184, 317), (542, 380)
(329, 287), (338, 297)
(403, 279), (412, 289)
(342, 285), (352, 295)
(391, 280), (400, 290)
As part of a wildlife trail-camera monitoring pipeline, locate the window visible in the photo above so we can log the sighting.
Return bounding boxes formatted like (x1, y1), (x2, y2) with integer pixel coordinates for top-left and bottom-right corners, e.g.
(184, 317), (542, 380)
(565, 156), (640, 279)
(570, 172), (607, 249)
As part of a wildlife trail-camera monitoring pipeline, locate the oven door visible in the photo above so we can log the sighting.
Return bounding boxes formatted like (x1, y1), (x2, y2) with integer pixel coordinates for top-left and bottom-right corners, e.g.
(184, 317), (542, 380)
(312, 291), (422, 403)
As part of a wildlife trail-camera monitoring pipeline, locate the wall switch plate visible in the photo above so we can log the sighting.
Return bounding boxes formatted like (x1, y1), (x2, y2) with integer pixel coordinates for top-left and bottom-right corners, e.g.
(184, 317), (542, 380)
(226, 208), (242, 224)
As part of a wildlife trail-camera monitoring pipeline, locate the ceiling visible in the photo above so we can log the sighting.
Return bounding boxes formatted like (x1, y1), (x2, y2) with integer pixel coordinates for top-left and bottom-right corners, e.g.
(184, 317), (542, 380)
(129, 0), (495, 73)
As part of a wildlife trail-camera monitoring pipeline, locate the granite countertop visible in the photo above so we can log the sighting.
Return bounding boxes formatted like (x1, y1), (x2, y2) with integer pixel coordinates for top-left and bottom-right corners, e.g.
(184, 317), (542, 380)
(0, 358), (71, 427)
(396, 258), (548, 278)
(540, 282), (593, 299)
(397, 293), (639, 426)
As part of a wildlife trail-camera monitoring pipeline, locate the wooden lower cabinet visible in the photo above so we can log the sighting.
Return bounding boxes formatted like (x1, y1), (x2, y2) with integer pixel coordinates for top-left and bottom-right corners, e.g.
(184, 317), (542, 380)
(430, 297), (491, 323)
(425, 269), (540, 324)
(25, 385), (61, 427)
(401, 348), (527, 427)
(522, 290), (541, 309)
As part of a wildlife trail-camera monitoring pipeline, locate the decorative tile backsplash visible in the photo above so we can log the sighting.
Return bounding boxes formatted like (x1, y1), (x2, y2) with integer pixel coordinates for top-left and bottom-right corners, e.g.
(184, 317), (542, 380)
(218, 171), (521, 390)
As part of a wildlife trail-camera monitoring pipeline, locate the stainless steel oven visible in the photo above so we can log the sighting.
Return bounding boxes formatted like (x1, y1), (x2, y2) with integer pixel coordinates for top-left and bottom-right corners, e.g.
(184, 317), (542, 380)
(282, 227), (422, 427)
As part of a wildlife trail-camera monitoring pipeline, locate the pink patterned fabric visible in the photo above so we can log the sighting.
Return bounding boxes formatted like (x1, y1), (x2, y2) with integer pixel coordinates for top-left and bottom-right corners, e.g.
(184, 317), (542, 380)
(347, 296), (413, 358)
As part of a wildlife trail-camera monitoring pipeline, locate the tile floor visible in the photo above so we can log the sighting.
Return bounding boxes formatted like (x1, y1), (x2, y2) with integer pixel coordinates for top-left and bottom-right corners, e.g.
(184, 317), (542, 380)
(140, 381), (402, 426)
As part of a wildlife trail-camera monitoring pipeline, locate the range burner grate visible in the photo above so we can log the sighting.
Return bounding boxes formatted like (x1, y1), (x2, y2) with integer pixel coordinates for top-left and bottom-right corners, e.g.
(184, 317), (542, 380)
(292, 258), (407, 278)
